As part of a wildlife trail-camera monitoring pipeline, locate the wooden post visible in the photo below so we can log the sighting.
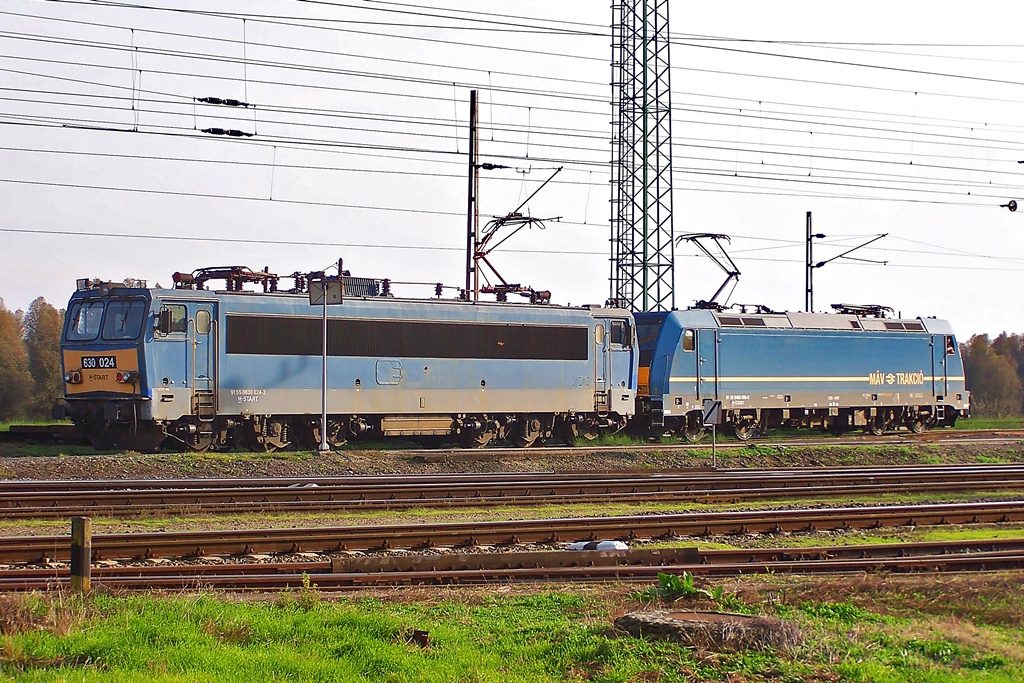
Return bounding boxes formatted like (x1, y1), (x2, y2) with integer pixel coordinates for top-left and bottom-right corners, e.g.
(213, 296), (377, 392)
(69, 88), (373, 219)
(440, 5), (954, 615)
(70, 516), (92, 593)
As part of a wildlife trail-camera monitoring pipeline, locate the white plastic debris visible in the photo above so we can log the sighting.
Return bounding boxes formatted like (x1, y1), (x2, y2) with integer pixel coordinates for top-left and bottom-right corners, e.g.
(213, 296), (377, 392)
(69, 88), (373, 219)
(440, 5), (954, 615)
(566, 540), (629, 551)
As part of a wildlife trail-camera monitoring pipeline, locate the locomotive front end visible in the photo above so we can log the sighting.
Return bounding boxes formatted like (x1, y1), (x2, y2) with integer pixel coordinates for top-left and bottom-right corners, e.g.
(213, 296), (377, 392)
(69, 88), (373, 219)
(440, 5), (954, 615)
(55, 279), (161, 450)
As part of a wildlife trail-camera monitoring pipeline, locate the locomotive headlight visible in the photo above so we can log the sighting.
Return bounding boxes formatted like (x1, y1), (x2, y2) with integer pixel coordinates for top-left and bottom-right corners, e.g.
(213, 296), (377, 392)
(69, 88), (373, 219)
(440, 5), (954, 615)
(115, 371), (137, 384)
(64, 371), (82, 384)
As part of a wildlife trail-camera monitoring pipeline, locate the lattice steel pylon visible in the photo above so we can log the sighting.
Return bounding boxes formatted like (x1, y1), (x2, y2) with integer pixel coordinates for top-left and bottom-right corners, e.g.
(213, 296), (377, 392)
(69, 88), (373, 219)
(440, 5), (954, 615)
(610, 0), (675, 312)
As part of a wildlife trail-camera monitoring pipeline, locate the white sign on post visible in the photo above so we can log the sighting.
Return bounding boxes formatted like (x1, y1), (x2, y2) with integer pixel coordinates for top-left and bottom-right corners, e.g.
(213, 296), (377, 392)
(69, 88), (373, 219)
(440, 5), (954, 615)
(309, 279), (344, 306)
(309, 272), (344, 454)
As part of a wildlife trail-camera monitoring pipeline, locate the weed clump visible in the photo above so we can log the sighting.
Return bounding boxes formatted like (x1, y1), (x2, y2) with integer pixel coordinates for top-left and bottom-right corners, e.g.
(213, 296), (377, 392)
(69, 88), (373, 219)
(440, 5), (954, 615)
(631, 572), (744, 611)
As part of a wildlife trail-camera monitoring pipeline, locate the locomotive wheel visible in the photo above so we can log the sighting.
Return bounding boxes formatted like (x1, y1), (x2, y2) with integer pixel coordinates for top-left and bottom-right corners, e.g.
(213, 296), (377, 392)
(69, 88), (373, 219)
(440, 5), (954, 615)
(731, 418), (762, 442)
(242, 418), (292, 452)
(462, 430), (495, 449)
(905, 411), (934, 434)
(511, 416), (542, 448)
(187, 432), (215, 453)
(867, 416), (889, 436)
(680, 413), (705, 442)
(123, 424), (167, 453)
(89, 425), (126, 451)
(560, 420), (600, 445)
(298, 419), (348, 451)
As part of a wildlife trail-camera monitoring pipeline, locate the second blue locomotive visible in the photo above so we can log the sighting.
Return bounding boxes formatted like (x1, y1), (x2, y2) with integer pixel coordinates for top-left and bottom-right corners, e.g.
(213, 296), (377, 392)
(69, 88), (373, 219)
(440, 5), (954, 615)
(636, 306), (969, 441)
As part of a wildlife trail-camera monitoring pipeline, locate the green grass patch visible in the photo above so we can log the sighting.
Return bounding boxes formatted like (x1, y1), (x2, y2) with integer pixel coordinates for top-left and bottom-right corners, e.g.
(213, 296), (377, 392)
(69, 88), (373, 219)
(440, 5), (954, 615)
(3, 583), (1023, 682)
(0, 590), (711, 682)
(0, 420), (71, 432)
(959, 416), (1024, 430)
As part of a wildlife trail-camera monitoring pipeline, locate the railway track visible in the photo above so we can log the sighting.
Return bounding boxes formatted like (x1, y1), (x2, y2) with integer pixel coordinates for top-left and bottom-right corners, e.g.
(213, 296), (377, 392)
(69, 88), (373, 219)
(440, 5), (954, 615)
(4, 499), (1023, 565)
(4, 464), (1024, 518)
(0, 425), (1021, 450)
(3, 538), (1023, 592)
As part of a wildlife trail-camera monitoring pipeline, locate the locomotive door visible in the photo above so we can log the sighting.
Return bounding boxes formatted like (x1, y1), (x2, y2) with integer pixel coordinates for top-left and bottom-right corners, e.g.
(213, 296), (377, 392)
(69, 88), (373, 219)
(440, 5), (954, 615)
(594, 321), (608, 413)
(695, 328), (719, 401)
(601, 317), (634, 416)
(186, 302), (217, 419)
(932, 335), (949, 398)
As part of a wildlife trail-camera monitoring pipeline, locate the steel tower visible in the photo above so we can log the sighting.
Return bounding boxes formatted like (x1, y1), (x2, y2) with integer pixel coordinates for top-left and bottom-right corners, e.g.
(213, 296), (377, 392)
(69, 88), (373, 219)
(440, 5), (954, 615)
(610, 0), (675, 312)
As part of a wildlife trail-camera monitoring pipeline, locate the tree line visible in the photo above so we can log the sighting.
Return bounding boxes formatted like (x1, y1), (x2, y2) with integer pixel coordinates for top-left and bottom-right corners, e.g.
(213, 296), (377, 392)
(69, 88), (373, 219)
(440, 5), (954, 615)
(960, 334), (1024, 417)
(0, 298), (64, 422)
(0, 295), (1020, 421)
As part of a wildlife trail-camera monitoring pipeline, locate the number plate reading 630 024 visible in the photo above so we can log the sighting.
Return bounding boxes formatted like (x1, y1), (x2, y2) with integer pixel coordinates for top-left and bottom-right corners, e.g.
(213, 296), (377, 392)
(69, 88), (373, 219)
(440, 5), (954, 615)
(81, 356), (117, 369)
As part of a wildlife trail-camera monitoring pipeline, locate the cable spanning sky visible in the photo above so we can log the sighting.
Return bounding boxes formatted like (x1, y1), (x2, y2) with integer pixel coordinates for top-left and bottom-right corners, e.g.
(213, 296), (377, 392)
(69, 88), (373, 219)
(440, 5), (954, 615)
(0, 0), (1022, 335)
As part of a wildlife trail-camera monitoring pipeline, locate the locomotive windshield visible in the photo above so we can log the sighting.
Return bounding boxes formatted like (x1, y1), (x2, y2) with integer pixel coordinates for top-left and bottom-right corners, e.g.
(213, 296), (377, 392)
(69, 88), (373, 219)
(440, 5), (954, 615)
(102, 299), (147, 340)
(65, 301), (104, 341)
(65, 298), (149, 343)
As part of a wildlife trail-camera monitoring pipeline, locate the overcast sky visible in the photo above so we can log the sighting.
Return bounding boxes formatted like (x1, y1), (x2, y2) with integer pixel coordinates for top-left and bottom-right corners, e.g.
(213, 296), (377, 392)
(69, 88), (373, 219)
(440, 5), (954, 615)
(1, 0), (1022, 337)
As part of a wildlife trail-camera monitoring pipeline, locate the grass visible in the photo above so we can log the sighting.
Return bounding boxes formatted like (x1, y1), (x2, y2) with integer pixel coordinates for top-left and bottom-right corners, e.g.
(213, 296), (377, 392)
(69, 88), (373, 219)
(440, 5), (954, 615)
(0, 420), (70, 432)
(959, 416), (1024, 430)
(643, 523), (1024, 552)
(2, 575), (1024, 682)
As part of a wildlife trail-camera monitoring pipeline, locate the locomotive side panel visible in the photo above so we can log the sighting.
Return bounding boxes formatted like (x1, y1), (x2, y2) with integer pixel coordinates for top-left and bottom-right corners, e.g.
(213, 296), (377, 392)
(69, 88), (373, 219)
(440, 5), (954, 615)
(216, 312), (598, 416)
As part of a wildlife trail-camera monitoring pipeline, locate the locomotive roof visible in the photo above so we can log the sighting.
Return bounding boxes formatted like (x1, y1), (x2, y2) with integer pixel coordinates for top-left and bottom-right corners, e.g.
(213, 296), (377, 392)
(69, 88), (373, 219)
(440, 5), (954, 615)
(69, 283), (633, 317)
(636, 308), (954, 335)
(712, 310), (953, 334)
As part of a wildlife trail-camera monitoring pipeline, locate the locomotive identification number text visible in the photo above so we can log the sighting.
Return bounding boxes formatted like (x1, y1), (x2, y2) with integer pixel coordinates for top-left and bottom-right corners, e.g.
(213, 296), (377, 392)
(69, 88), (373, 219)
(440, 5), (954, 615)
(81, 355), (116, 369)
(231, 388), (266, 404)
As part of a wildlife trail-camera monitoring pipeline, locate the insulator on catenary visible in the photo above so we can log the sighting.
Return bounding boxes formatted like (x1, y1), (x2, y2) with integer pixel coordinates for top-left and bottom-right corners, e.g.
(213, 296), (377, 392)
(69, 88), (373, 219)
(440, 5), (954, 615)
(202, 128), (254, 138)
(196, 97), (250, 108)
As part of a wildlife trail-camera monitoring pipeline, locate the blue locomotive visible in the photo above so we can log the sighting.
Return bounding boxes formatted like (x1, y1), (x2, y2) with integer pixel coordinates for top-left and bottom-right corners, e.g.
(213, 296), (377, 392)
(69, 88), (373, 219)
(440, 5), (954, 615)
(56, 264), (969, 451)
(57, 267), (638, 451)
(635, 305), (970, 440)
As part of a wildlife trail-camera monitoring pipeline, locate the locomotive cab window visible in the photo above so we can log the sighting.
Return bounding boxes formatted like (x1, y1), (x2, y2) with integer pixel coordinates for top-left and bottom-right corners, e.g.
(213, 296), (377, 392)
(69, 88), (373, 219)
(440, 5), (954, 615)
(156, 305), (188, 335)
(196, 310), (212, 336)
(595, 324), (605, 345)
(65, 301), (104, 342)
(101, 299), (147, 341)
(682, 329), (695, 352)
(945, 335), (956, 355)
(609, 320), (630, 347)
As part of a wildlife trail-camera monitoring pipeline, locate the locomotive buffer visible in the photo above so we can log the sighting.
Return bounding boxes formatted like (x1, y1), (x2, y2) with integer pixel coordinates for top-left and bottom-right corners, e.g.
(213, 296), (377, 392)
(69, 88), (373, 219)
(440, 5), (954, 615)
(309, 262), (344, 453)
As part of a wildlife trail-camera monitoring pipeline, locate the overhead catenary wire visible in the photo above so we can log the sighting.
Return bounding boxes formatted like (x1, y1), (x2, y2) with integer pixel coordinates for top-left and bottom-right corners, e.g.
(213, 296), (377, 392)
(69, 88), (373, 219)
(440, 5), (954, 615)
(7, 43), (1024, 162)
(2, 225), (1020, 273)
(31, 0), (1024, 108)
(0, 0), (1019, 266)
(13, 8), (1024, 132)
(5, 136), (1023, 200)
(8, 77), (1024, 176)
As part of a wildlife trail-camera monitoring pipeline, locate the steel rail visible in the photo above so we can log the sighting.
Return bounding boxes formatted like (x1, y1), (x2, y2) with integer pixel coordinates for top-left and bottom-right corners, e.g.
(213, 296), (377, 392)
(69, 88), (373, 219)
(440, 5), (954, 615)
(5, 465), (1024, 518)
(3, 500), (1024, 565)
(0, 425), (1021, 450)
(6, 463), (1024, 492)
(2, 540), (1023, 591)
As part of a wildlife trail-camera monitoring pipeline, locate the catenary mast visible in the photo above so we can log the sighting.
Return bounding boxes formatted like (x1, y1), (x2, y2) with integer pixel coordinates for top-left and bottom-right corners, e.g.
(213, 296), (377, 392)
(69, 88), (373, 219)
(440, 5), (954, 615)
(610, 0), (675, 312)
